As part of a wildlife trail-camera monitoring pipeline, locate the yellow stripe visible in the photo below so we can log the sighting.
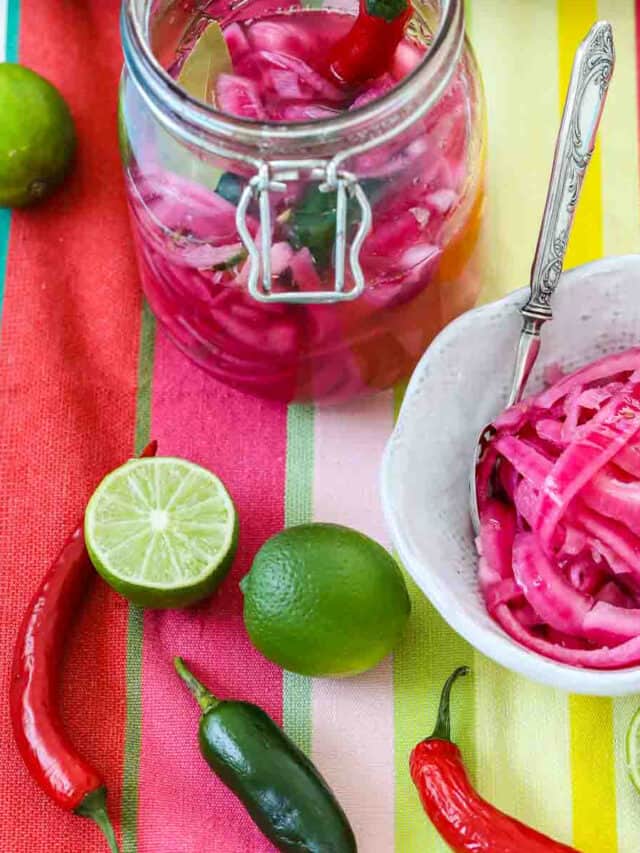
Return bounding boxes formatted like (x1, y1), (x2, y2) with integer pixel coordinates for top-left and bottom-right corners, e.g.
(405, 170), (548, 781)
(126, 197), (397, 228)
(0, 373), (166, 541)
(569, 695), (618, 852)
(558, 0), (604, 270)
(558, 2), (618, 850)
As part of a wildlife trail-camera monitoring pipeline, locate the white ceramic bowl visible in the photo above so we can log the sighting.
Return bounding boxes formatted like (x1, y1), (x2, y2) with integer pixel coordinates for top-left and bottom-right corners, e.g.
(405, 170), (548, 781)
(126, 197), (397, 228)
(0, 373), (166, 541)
(381, 255), (640, 695)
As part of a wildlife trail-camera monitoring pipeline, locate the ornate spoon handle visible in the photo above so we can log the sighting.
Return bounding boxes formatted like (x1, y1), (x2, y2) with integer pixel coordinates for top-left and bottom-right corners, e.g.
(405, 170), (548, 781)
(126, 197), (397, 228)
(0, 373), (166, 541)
(507, 21), (614, 406)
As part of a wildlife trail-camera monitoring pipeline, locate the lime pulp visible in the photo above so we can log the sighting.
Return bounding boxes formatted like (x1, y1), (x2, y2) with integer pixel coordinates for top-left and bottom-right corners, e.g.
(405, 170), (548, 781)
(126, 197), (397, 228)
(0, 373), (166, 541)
(85, 457), (238, 608)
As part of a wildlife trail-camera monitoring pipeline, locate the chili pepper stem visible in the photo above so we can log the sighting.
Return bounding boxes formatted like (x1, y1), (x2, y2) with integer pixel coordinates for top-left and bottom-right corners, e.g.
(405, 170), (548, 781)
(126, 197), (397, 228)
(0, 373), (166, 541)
(174, 656), (220, 712)
(140, 438), (158, 458)
(75, 787), (120, 853)
(427, 666), (470, 742)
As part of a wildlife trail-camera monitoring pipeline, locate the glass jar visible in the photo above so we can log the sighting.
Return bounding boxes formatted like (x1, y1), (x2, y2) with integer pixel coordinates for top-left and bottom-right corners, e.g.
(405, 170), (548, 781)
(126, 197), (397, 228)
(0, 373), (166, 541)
(120, 0), (486, 403)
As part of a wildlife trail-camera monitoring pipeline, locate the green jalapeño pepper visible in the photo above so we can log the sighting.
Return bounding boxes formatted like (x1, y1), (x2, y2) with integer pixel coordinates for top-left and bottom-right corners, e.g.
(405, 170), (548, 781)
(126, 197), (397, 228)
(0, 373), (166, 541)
(174, 657), (357, 853)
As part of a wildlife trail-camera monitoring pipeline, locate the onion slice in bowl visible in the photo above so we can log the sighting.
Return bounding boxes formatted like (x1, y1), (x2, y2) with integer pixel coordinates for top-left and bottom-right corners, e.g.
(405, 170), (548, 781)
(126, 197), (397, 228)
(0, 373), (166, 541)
(476, 350), (640, 669)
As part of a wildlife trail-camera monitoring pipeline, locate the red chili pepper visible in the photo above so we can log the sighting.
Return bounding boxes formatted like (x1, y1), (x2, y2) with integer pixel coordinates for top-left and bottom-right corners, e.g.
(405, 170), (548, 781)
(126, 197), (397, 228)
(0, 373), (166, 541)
(326, 0), (412, 87)
(10, 440), (158, 853)
(410, 667), (581, 853)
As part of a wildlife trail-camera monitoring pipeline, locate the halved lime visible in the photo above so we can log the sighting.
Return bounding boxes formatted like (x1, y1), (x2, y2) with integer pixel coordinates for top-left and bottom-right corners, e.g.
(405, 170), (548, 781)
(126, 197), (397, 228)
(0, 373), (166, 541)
(627, 706), (640, 793)
(85, 457), (238, 608)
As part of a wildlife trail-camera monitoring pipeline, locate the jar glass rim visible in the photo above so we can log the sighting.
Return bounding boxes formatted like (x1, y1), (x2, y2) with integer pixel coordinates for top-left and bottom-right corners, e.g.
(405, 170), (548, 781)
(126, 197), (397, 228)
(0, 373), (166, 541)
(122, 0), (463, 145)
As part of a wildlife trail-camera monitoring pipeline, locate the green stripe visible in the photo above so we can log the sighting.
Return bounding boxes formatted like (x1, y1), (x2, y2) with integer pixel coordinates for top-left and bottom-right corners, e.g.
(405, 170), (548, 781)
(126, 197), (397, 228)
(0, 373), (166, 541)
(0, 207), (9, 315)
(393, 595), (477, 852)
(0, 0), (21, 321)
(393, 381), (408, 421)
(133, 301), (156, 455)
(122, 301), (156, 853)
(473, 657), (572, 843)
(283, 669), (312, 754)
(122, 606), (145, 853)
(282, 403), (314, 753)
(464, 0), (472, 30)
(392, 383), (476, 852)
(284, 404), (314, 528)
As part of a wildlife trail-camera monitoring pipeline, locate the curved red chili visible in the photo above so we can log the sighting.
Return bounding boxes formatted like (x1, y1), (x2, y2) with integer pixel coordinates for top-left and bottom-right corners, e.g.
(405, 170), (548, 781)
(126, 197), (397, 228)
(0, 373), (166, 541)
(10, 440), (157, 853)
(326, 0), (412, 86)
(410, 667), (581, 853)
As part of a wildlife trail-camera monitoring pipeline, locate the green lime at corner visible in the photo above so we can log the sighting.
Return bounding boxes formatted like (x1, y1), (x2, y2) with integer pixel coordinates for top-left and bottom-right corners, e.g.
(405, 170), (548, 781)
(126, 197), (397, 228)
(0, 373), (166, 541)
(241, 523), (411, 677)
(0, 63), (76, 208)
(85, 457), (238, 608)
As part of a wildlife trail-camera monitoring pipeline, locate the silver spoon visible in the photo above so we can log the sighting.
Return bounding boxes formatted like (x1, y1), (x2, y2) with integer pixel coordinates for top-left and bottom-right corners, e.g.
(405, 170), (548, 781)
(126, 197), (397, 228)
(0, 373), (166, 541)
(469, 20), (615, 534)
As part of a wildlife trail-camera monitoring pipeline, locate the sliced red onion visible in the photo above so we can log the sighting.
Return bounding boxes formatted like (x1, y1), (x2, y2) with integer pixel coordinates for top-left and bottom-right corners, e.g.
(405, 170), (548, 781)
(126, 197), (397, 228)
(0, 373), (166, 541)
(535, 382), (640, 553)
(511, 533), (591, 636)
(476, 349), (640, 669)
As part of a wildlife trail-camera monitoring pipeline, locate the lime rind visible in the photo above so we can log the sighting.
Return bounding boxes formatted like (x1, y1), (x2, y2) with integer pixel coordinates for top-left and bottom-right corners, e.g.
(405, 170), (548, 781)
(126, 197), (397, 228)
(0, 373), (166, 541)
(85, 457), (237, 608)
(626, 706), (640, 793)
(241, 523), (411, 677)
(0, 63), (76, 208)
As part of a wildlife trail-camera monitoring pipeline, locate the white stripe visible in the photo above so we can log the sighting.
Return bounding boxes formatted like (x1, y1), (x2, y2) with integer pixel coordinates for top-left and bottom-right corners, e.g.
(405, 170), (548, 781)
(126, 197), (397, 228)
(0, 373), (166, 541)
(597, 2), (640, 850)
(468, 0), (574, 843)
(613, 697), (640, 853)
(311, 392), (395, 853)
(598, 0), (640, 258)
(472, 0), (563, 306)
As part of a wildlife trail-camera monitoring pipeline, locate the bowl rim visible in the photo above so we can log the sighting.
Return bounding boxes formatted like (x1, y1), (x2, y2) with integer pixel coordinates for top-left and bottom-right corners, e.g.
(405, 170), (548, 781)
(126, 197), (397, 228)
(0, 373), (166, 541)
(381, 253), (640, 696)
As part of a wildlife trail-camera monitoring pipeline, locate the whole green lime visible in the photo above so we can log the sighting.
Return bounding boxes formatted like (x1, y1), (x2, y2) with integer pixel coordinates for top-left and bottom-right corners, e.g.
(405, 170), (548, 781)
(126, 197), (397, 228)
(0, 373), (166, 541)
(0, 63), (76, 208)
(241, 523), (411, 677)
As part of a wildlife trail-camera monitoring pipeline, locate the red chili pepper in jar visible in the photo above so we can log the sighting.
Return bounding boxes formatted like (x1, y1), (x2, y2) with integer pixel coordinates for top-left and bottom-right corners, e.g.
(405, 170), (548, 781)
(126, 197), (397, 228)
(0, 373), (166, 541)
(410, 667), (581, 853)
(326, 0), (413, 87)
(10, 441), (157, 853)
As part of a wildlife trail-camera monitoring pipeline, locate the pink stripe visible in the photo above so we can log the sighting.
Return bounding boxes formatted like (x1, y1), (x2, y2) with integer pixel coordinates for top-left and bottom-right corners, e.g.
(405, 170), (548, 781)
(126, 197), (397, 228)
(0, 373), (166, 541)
(137, 330), (286, 853)
(311, 392), (396, 853)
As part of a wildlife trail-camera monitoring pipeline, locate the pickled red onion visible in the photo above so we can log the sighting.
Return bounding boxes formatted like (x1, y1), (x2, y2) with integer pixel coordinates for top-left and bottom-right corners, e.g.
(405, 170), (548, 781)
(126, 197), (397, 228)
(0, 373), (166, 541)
(476, 348), (640, 669)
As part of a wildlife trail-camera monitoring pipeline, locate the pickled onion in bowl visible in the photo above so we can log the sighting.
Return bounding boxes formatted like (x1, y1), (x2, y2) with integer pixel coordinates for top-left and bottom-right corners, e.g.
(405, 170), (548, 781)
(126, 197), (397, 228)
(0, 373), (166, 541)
(475, 348), (640, 669)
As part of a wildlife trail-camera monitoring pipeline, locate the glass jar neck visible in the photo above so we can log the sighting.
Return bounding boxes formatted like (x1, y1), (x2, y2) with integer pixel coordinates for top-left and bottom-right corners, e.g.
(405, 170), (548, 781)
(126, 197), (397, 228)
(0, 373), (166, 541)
(121, 0), (464, 165)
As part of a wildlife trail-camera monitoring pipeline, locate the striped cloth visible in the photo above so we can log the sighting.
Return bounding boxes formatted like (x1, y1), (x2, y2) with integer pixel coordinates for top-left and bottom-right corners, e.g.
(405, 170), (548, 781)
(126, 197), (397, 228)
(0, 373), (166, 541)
(1, 1), (639, 851)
